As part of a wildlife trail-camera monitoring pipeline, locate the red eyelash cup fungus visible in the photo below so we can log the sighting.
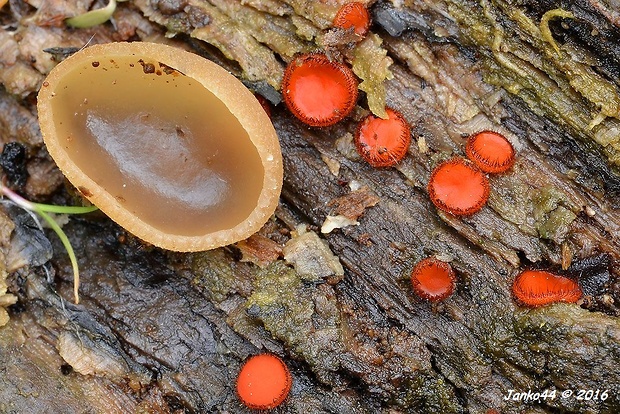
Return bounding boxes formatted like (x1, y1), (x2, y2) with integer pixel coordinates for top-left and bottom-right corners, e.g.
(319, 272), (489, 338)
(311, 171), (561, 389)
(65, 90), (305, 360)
(410, 257), (456, 302)
(427, 158), (490, 216)
(354, 107), (411, 167)
(465, 130), (515, 173)
(333, 2), (371, 37)
(281, 53), (358, 127)
(512, 270), (582, 308)
(236, 354), (292, 410)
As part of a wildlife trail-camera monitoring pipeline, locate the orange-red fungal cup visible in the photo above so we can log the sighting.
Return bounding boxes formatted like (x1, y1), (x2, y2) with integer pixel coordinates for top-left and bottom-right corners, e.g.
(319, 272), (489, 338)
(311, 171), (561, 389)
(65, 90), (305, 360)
(333, 2), (371, 37)
(427, 158), (490, 216)
(512, 270), (582, 307)
(281, 53), (358, 127)
(236, 354), (292, 410)
(410, 258), (456, 302)
(355, 108), (411, 167)
(466, 130), (515, 173)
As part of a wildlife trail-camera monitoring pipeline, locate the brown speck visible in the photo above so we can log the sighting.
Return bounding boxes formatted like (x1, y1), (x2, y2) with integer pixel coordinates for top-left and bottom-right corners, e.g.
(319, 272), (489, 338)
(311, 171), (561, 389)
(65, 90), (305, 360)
(159, 62), (181, 75)
(92, 61), (100, 67)
(77, 186), (93, 197)
(328, 186), (380, 220)
(236, 234), (282, 268)
(138, 59), (155, 74)
(357, 233), (373, 246)
(42, 81), (49, 87)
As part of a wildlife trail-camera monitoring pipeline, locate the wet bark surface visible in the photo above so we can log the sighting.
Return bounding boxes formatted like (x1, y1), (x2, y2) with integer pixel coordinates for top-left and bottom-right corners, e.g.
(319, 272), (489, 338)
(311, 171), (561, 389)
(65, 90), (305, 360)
(0, 1), (619, 413)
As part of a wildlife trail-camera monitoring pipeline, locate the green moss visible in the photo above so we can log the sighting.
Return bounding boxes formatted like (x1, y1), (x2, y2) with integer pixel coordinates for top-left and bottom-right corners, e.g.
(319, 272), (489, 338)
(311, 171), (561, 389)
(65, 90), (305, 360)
(187, 250), (240, 303)
(540, 9), (574, 52)
(531, 186), (576, 241)
(188, 3), (285, 88)
(246, 262), (343, 381)
(390, 374), (464, 413)
(511, 305), (620, 412)
(448, 0), (620, 166)
(209, 0), (311, 60)
(536, 205), (576, 240)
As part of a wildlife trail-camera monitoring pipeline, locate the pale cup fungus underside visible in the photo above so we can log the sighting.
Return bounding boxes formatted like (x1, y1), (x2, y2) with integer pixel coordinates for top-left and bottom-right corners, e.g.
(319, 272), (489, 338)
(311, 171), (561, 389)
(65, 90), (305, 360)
(37, 42), (283, 252)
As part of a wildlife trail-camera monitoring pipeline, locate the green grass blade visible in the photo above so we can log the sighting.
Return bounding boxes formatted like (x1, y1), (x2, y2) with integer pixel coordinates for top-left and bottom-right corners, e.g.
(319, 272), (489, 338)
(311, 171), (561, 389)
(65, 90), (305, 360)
(37, 210), (81, 304)
(66, 0), (116, 28)
(29, 203), (98, 214)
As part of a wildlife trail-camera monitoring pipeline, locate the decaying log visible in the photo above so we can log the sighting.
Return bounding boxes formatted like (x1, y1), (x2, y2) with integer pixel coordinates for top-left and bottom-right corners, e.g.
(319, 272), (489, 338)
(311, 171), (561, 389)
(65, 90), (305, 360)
(0, 1), (619, 413)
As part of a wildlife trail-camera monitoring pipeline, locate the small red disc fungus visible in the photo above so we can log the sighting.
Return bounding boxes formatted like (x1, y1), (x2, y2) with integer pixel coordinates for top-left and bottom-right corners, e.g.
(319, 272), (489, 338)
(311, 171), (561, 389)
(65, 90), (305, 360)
(236, 354), (292, 410)
(465, 130), (515, 173)
(281, 53), (358, 127)
(333, 2), (371, 37)
(354, 107), (411, 167)
(410, 257), (456, 301)
(427, 158), (490, 216)
(512, 270), (582, 307)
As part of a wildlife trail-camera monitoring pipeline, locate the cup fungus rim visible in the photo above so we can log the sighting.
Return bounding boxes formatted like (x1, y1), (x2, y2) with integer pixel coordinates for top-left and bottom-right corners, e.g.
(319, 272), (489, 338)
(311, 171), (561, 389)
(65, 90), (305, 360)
(37, 42), (283, 252)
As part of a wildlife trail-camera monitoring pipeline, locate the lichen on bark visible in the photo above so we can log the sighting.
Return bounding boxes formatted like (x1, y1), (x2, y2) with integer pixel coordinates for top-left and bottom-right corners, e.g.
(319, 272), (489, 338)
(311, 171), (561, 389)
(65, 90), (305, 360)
(351, 33), (393, 119)
(448, 0), (620, 167)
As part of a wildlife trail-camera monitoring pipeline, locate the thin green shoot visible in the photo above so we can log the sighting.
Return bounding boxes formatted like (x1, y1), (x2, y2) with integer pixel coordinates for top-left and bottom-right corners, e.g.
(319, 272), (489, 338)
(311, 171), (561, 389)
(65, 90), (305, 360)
(0, 183), (98, 304)
(66, 0), (116, 29)
(29, 202), (98, 215)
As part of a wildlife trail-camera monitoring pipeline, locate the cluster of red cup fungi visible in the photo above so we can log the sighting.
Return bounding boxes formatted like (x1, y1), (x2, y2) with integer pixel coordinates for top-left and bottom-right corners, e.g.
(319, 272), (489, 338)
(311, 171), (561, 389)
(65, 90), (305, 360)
(410, 259), (583, 307)
(280, 3), (414, 168)
(428, 130), (515, 216)
(423, 132), (583, 307)
(281, 2), (370, 128)
(279, 4), (578, 310)
(249, 3), (585, 408)
(413, 132), (585, 308)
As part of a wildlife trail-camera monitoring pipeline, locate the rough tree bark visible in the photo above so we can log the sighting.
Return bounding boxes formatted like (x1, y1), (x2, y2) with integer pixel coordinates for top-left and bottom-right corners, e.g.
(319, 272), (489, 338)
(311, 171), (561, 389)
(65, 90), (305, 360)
(0, 1), (619, 413)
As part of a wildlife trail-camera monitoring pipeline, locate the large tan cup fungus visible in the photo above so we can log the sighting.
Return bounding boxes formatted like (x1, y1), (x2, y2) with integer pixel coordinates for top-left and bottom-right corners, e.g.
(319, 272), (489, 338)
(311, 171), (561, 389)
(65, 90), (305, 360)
(37, 42), (283, 252)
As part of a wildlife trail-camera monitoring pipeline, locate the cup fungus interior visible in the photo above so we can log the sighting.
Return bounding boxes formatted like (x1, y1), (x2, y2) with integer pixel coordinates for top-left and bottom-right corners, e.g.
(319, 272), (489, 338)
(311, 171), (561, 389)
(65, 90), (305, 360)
(38, 42), (283, 251)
